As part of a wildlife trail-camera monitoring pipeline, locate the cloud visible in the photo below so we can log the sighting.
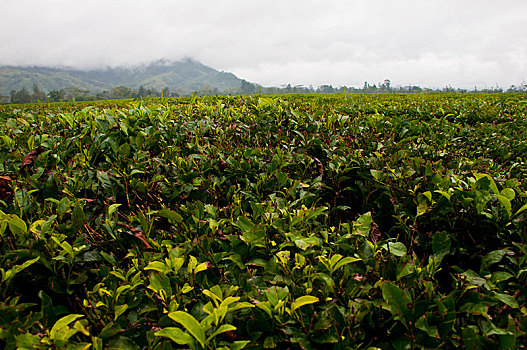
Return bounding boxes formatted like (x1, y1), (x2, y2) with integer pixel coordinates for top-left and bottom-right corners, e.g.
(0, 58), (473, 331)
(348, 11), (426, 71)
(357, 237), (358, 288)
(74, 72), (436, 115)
(1, 0), (526, 88)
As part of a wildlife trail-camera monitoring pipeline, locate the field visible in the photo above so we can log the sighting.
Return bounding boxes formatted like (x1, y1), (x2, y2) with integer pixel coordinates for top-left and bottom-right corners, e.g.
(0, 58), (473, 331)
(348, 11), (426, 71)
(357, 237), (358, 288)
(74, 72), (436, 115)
(0, 93), (526, 349)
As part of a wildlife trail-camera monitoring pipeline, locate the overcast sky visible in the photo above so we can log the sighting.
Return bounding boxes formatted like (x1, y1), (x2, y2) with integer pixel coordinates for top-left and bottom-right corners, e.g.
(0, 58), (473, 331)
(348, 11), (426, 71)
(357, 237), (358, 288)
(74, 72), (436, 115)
(1, 0), (526, 89)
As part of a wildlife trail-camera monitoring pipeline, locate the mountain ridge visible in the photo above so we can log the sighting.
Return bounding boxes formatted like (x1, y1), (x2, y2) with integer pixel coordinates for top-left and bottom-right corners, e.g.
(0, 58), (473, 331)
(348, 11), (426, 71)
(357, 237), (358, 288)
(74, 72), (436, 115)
(0, 59), (248, 95)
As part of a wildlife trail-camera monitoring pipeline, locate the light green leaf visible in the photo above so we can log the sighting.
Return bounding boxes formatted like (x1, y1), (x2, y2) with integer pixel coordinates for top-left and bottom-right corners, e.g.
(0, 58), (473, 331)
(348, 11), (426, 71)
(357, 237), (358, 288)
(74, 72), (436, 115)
(293, 236), (319, 250)
(255, 301), (272, 318)
(194, 262), (208, 274)
(332, 256), (361, 271)
(495, 194), (512, 217)
(8, 215), (27, 235)
(206, 324), (236, 343)
(434, 190), (451, 201)
(108, 203), (121, 216)
(114, 304), (128, 320)
(515, 203), (527, 215)
(155, 327), (194, 345)
(12, 256), (39, 275)
(227, 301), (255, 312)
(157, 209), (183, 223)
(230, 340), (251, 350)
(492, 292), (518, 308)
(353, 212), (372, 236)
(290, 295), (319, 315)
(500, 188), (515, 201)
(383, 242), (407, 257)
(168, 311), (206, 348)
(144, 261), (168, 274)
(49, 314), (84, 340)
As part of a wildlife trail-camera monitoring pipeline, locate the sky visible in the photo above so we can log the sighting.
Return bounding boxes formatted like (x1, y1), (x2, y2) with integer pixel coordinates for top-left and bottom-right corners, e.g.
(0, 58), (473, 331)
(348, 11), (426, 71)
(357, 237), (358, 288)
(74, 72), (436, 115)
(1, 0), (526, 89)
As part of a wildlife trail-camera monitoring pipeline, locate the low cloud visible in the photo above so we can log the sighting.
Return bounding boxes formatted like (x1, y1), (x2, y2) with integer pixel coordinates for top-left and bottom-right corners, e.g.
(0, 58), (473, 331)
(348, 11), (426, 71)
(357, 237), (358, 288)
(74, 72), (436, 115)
(1, 0), (526, 88)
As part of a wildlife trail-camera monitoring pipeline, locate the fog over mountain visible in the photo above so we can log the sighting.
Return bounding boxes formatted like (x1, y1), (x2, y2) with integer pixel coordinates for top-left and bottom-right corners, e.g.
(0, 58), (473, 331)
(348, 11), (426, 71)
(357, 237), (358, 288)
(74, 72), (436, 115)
(0, 59), (247, 95)
(1, 1), (525, 90)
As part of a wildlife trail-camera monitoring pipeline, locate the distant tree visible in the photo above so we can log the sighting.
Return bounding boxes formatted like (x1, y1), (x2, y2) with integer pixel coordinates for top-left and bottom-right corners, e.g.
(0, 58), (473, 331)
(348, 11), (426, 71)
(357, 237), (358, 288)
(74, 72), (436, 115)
(48, 90), (65, 102)
(31, 84), (47, 102)
(10, 87), (31, 104)
(381, 79), (391, 92)
(61, 87), (92, 101)
(240, 79), (256, 94)
(138, 86), (147, 98)
(318, 85), (336, 93)
(162, 87), (170, 97)
(111, 86), (133, 99)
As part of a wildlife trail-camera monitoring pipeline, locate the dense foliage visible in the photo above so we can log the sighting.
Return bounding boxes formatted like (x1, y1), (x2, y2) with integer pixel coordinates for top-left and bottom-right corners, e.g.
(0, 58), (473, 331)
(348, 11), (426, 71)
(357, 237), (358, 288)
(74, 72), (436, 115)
(0, 93), (526, 349)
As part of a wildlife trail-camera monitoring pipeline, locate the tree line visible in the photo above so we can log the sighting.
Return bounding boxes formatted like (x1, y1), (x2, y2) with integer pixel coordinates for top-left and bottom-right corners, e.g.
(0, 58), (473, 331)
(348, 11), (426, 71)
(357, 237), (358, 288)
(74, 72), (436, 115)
(3, 80), (526, 104)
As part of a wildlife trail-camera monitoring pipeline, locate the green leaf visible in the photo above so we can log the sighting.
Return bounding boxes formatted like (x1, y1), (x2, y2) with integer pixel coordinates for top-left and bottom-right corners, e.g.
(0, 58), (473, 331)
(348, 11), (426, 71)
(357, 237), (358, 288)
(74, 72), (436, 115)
(434, 190), (451, 201)
(370, 169), (384, 181)
(495, 194), (512, 217)
(168, 311), (206, 348)
(500, 188), (515, 201)
(234, 216), (255, 232)
(206, 324), (237, 343)
(317, 273), (335, 288)
(492, 292), (518, 308)
(256, 301), (273, 318)
(293, 236), (319, 250)
(515, 203), (527, 215)
(415, 314), (439, 338)
(155, 327), (194, 346)
(332, 256), (361, 271)
(49, 314), (84, 340)
(16, 333), (41, 349)
(194, 262), (208, 274)
(383, 242), (407, 257)
(8, 215), (27, 235)
(157, 209), (183, 223)
(72, 204), (85, 229)
(39, 290), (57, 327)
(381, 281), (413, 321)
(432, 232), (451, 263)
(474, 173), (499, 195)
(234, 216), (266, 245)
(12, 256), (39, 274)
(290, 295), (319, 315)
(353, 212), (372, 236)
(99, 322), (122, 340)
(230, 340), (251, 350)
(148, 272), (172, 299)
(108, 203), (121, 217)
(144, 261), (168, 274)
(107, 336), (141, 350)
(114, 304), (128, 320)
(482, 250), (509, 271)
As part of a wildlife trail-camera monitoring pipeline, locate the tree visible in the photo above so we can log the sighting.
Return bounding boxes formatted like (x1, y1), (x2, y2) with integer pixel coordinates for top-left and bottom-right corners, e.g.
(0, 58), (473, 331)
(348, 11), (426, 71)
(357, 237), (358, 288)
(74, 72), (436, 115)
(48, 90), (65, 102)
(110, 86), (133, 99)
(381, 79), (391, 92)
(10, 87), (31, 104)
(32, 84), (47, 102)
(138, 86), (147, 98)
(240, 80), (256, 94)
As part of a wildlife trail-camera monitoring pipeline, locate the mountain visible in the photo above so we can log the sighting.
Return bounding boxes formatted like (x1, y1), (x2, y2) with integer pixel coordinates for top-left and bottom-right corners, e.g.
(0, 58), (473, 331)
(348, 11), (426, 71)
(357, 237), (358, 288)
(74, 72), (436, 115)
(0, 59), (247, 96)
